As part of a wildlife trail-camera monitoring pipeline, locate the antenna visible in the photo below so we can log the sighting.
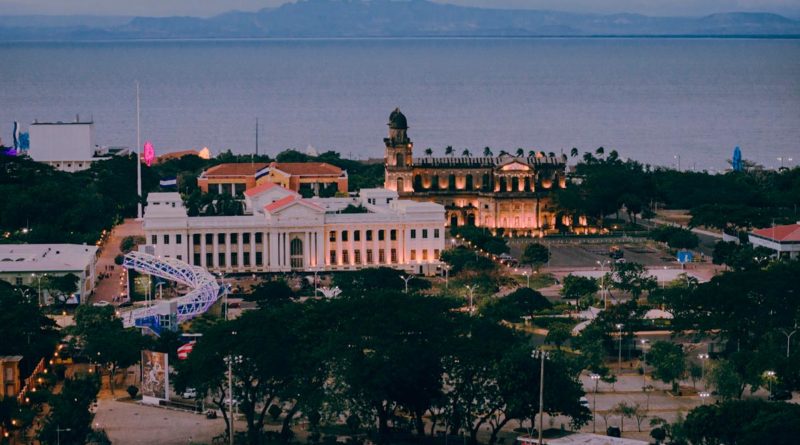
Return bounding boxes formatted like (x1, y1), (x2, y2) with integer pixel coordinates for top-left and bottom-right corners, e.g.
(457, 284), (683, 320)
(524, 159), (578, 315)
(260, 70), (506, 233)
(136, 81), (142, 220)
(255, 118), (259, 157)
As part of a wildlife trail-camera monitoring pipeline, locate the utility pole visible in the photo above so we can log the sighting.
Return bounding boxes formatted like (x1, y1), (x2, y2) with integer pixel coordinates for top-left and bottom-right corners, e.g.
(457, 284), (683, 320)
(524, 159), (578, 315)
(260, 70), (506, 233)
(136, 81), (142, 220)
(532, 349), (549, 445)
(56, 426), (71, 445)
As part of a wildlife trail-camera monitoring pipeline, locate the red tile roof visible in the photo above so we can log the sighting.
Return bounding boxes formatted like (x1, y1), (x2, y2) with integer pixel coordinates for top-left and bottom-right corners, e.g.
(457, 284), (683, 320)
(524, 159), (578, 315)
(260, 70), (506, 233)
(243, 182), (281, 197)
(204, 163), (269, 177)
(263, 195), (325, 213)
(271, 162), (343, 176)
(751, 224), (800, 242)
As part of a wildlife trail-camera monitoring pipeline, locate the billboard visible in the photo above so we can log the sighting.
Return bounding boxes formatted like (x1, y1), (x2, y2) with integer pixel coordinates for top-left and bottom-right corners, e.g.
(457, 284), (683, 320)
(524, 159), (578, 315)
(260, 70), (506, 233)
(141, 350), (169, 404)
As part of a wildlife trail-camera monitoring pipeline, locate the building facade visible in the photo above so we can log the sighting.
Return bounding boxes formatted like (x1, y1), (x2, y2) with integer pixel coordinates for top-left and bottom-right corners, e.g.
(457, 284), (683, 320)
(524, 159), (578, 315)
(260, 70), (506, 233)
(144, 185), (445, 275)
(749, 223), (800, 259)
(0, 244), (98, 304)
(198, 162), (348, 197)
(383, 108), (570, 236)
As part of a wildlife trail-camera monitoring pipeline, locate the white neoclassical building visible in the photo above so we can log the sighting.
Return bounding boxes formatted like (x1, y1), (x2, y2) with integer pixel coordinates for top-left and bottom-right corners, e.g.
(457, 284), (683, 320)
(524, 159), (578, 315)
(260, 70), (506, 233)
(143, 184), (445, 275)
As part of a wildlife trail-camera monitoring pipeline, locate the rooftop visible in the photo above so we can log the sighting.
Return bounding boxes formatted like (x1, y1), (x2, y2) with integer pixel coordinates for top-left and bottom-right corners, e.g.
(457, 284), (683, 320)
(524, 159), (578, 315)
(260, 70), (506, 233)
(414, 155), (565, 168)
(751, 223), (800, 242)
(271, 162), (344, 176)
(202, 162), (269, 177)
(0, 244), (98, 273)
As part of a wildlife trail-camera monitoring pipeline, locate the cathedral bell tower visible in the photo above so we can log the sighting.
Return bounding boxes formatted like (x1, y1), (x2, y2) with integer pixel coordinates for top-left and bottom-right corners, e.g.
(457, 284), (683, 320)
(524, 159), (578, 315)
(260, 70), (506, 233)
(384, 108), (414, 194)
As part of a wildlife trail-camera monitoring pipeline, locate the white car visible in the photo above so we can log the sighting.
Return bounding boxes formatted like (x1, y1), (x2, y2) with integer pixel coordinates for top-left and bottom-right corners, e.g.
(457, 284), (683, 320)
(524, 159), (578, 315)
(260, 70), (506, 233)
(579, 396), (590, 408)
(182, 388), (197, 399)
(92, 301), (111, 307)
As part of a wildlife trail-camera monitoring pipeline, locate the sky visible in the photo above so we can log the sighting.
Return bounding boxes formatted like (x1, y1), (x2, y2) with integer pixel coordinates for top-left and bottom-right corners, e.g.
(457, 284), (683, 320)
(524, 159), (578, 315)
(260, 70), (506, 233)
(1, 0), (798, 18)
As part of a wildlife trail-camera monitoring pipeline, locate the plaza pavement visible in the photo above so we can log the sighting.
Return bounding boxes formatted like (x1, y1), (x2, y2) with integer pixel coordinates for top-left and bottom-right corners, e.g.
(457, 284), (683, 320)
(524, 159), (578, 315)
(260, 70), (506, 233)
(92, 219), (143, 304)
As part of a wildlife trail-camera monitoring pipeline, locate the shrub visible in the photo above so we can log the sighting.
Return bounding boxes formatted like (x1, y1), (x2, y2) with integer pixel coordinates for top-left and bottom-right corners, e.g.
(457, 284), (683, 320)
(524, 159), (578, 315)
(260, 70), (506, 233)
(126, 385), (139, 399)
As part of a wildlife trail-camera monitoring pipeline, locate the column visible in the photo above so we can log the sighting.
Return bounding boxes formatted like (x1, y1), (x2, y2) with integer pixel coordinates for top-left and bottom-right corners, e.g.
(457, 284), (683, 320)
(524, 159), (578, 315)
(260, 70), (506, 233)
(237, 232), (244, 271)
(249, 232), (256, 271)
(269, 232), (279, 269)
(212, 233), (219, 268)
(303, 231), (311, 269)
(200, 234), (207, 268)
(225, 233), (231, 271)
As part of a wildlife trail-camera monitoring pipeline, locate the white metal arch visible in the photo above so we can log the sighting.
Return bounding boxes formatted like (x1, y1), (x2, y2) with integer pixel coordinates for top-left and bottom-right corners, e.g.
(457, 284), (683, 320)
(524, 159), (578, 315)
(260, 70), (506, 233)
(120, 251), (221, 330)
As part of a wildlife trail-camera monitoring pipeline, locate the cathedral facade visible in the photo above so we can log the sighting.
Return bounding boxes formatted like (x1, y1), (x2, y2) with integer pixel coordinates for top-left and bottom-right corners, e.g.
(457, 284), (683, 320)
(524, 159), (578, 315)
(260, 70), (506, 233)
(383, 108), (570, 236)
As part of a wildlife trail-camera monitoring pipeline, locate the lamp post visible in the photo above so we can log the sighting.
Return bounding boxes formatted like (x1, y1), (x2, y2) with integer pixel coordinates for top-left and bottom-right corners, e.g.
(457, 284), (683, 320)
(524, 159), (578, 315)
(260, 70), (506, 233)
(400, 275), (414, 294)
(765, 370), (775, 397)
(699, 391), (709, 405)
(640, 339), (649, 390)
(596, 260), (610, 309)
(465, 285), (476, 315)
(590, 373), (600, 433)
(225, 330), (240, 445)
(523, 270), (530, 288)
(531, 349), (550, 445)
(443, 265), (450, 291)
(674, 154), (681, 171)
(56, 425), (71, 445)
(779, 323), (798, 358)
(616, 324), (624, 375)
(697, 353), (709, 389)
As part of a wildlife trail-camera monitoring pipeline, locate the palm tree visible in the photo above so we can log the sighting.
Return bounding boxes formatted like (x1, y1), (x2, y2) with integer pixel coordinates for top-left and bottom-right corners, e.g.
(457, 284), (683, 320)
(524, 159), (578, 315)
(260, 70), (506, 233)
(483, 146), (493, 157)
(445, 146), (454, 157)
(570, 147), (579, 158)
(596, 146), (605, 157)
(515, 148), (524, 157)
(528, 150), (536, 158)
(462, 149), (471, 157)
(424, 148), (433, 157)
(499, 150), (509, 156)
(548, 151), (556, 157)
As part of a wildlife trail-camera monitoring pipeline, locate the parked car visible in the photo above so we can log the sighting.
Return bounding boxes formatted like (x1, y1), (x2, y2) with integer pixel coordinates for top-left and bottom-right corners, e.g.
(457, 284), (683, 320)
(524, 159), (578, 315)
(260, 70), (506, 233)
(769, 388), (793, 401)
(579, 396), (589, 408)
(609, 248), (624, 259)
(182, 388), (198, 399)
(92, 301), (110, 307)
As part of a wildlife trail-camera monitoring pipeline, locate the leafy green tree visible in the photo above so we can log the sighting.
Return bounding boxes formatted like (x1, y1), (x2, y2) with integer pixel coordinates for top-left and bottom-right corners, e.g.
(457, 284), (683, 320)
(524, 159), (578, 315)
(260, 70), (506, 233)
(42, 273), (80, 307)
(520, 243), (550, 271)
(244, 279), (295, 308)
(609, 262), (657, 300)
(38, 375), (100, 445)
(445, 146), (454, 157)
(707, 359), (746, 401)
(649, 226), (699, 249)
(560, 274), (599, 300)
(0, 281), (60, 376)
(646, 342), (686, 393)
(480, 287), (552, 323)
(440, 247), (497, 274)
(545, 322), (573, 350)
(682, 399), (800, 445)
(333, 267), (430, 296)
(424, 148), (433, 156)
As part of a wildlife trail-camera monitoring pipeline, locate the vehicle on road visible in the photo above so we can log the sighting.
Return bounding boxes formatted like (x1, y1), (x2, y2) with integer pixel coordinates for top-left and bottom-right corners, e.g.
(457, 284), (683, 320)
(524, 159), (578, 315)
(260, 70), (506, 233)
(92, 301), (110, 307)
(609, 247), (624, 259)
(579, 396), (589, 408)
(182, 388), (197, 399)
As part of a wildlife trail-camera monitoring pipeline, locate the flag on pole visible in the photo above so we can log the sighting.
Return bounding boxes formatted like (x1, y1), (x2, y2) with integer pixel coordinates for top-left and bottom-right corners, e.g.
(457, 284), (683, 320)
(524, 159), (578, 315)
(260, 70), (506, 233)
(177, 341), (196, 360)
(255, 165), (270, 180)
(160, 177), (178, 189)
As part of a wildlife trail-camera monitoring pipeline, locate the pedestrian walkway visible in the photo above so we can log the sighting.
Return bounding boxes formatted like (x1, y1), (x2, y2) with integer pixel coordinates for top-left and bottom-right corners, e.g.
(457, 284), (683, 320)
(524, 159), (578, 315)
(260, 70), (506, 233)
(93, 219), (144, 304)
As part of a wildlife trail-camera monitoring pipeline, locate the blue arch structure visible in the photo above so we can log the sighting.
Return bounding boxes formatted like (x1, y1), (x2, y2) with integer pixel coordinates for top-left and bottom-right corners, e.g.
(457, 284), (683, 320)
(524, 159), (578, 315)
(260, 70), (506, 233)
(120, 251), (221, 334)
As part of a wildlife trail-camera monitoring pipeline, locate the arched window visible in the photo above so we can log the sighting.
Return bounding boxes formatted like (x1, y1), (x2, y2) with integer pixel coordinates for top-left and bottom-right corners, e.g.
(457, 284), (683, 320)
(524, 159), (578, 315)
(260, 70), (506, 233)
(432, 175), (439, 190)
(290, 238), (304, 269)
(467, 214), (476, 226)
(396, 177), (404, 192)
(511, 177), (520, 192)
(465, 175), (473, 191)
(524, 177), (531, 192)
(482, 174), (491, 191)
(396, 153), (405, 167)
(450, 215), (459, 228)
(499, 177), (507, 192)
(448, 174), (456, 191)
(413, 175), (422, 191)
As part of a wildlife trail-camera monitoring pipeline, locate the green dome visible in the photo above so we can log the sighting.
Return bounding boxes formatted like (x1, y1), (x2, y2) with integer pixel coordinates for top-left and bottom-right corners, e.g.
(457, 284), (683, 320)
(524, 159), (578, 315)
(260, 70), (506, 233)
(388, 108), (408, 130)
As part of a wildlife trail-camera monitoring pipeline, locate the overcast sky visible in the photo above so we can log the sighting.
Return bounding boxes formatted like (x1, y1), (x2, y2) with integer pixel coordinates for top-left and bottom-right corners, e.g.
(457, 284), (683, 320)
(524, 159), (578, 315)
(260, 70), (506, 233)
(2, 0), (799, 18)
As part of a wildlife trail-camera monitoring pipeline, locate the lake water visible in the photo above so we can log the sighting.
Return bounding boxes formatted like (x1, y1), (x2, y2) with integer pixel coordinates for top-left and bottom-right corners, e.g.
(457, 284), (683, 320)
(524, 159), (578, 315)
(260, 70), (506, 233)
(1, 38), (798, 170)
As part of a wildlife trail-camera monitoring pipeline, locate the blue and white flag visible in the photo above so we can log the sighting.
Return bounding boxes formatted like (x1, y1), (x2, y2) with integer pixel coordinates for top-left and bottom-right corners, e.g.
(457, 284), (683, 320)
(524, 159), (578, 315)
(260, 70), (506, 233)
(255, 165), (270, 180)
(160, 177), (178, 189)
(12, 121), (20, 150)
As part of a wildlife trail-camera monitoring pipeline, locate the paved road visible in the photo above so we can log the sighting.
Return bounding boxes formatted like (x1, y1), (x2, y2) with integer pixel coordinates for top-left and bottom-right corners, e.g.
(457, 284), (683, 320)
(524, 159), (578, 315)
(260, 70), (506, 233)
(92, 219), (143, 304)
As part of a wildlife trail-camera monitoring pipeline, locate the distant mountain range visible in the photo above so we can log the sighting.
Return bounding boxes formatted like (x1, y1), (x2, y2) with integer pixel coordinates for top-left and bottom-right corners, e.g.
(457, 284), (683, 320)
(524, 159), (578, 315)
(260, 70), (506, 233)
(2, 0), (799, 40)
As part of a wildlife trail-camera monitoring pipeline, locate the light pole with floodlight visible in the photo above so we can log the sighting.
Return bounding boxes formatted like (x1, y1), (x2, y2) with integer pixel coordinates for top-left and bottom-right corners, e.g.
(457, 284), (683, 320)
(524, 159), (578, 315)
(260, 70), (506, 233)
(400, 275), (413, 294)
(596, 260), (610, 309)
(697, 353), (709, 389)
(465, 285), (476, 315)
(532, 349), (550, 445)
(57, 425), (71, 445)
(590, 373), (600, 433)
(616, 324), (624, 375)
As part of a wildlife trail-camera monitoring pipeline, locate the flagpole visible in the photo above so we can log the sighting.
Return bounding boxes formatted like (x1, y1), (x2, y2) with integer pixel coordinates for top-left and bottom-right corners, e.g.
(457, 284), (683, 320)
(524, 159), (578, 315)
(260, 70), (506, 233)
(136, 80), (143, 220)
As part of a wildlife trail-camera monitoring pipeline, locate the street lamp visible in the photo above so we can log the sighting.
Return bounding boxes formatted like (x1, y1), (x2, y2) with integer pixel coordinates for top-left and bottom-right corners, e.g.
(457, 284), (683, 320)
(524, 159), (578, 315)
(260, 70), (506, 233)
(640, 339), (649, 390)
(699, 391), (710, 405)
(779, 323), (798, 358)
(590, 373), (600, 433)
(443, 265), (451, 290)
(225, 330), (241, 445)
(765, 370), (776, 397)
(400, 275), (414, 294)
(616, 324), (624, 375)
(697, 353), (709, 389)
(522, 270), (530, 288)
(531, 349), (550, 445)
(596, 260), (610, 309)
(56, 425), (71, 445)
(465, 285), (476, 315)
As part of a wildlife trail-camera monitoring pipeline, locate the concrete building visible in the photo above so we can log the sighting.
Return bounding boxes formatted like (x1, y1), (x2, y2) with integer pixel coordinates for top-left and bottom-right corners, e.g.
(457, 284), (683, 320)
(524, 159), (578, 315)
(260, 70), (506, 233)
(383, 108), (571, 236)
(197, 161), (348, 197)
(28, 118), (128, 172)
(144, 185), (445, 275)
(0, 244), (99, 305)
(749, 223), (800, 259)
(0, 356), (22, 398)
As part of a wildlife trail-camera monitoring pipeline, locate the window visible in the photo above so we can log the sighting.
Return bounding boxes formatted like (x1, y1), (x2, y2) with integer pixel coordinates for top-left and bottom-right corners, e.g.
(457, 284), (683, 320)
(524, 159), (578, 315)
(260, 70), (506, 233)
(255, 252), (263, 266)
(378, 230), (385, 241)
(329, 231), (336, 242)
(354, 230), (361, 242)
(422, 229), (428, 239)
(255, 233), (263, 244)
(366, 249), (373, 263)
(206, 253), (213, 266)
(422, 250), (428, 260)
(243, 233), (250, 244)
(434, 229), (440, 238)
(354, 250), (361, 264)
(410, 250), (416, 261)
(366, 230), (373, 241)
(193, 253), (201, 265)
(205, 234), (213, 245)
(176, 234), (182, 244)
(218, 233), (225, 244)
(164, 234), (170, 244)
(379, 249), (386, 263)
(434, 249), (440, 260)
(193, 234), (201, 245)
(218, 253), (226, 267)
(342, 231), (349, 242)
(151, 235), (157, 245)
(231, 254), (238, 267)
(391, 249), (397, 263)
(15, 276), (23, 286)
(342, 250), (349, 264)
(177, 255), (182, 261)
(243, 254), (250, 266)
(290, 238), (304, 269)
(231, 233), (238, 244)
(330, 250), (337, 264)
(390, 230), (397, 241)
(410, 229), (416, 239)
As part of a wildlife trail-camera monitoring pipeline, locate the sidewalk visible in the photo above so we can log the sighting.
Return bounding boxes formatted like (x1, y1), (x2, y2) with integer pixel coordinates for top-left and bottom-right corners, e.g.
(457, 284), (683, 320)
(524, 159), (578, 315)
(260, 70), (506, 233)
(93, 219), (143, 304)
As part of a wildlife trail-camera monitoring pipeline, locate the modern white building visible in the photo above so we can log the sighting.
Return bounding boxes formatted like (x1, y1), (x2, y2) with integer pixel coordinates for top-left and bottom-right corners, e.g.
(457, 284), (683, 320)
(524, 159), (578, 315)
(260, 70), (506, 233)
(0, 244), (99, 304)
(28, 119), (129, 172)
(143, 185), (446, 275)
(749, 223), (800, 259)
